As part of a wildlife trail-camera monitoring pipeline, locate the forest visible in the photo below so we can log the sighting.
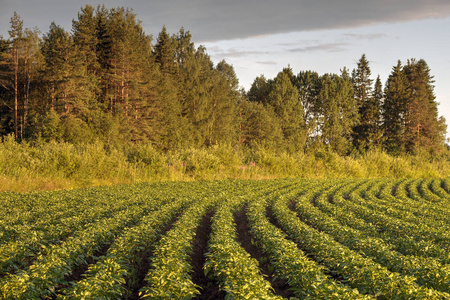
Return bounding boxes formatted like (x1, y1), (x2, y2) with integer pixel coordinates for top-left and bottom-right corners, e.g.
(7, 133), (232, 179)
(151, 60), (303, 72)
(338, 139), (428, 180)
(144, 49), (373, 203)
(0, 6), (449, 191)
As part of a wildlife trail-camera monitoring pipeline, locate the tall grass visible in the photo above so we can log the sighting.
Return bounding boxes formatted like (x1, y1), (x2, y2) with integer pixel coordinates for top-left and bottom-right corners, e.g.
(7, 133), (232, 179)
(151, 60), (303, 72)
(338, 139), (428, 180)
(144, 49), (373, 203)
(1, 135), (449, 192)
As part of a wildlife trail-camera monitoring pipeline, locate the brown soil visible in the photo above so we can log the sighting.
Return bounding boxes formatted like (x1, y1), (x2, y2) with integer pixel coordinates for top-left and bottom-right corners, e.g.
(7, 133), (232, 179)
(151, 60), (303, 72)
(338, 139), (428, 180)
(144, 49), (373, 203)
(234, 206), (294, 299)
(70, 242), (112, 282)
(51, 242), (112, 299)
(191, 209), (226, 300)
(125, 216), (179, 300)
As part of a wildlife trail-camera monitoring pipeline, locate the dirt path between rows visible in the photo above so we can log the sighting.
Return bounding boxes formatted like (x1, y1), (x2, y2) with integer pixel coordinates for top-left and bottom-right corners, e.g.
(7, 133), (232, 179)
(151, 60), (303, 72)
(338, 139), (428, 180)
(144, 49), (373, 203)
(234, 206), (294, 299)
(126, 215), (179, 300)
(191, 209), (225, 300)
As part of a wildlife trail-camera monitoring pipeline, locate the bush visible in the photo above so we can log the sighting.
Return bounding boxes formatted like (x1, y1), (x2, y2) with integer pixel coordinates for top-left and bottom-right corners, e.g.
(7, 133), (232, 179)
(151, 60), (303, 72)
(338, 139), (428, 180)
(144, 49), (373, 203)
(1, 138), (450, 192)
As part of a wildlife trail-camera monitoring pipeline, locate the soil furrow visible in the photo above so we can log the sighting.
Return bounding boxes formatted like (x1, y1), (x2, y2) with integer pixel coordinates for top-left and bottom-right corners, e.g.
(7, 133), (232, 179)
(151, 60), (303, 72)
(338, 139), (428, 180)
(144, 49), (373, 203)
(234, 206), (294, 299)
(192, 209), (225, 300)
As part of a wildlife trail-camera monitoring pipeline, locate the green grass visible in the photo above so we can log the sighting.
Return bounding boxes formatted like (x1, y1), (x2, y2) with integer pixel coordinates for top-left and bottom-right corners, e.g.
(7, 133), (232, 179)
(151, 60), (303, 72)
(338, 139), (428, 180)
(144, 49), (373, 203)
(1, 135), (450, 192)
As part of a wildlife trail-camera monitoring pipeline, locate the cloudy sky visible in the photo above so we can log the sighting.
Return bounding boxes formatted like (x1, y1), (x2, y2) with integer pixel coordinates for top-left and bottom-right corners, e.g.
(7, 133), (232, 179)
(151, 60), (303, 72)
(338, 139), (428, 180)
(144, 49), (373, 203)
(1, 0), (450, 136)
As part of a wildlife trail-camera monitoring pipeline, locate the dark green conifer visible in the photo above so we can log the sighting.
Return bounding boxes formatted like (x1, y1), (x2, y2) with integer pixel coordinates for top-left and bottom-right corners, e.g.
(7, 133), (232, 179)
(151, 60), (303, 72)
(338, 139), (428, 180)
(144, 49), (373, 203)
(403, 59), (446, 155)
(383, 60), (409, 154)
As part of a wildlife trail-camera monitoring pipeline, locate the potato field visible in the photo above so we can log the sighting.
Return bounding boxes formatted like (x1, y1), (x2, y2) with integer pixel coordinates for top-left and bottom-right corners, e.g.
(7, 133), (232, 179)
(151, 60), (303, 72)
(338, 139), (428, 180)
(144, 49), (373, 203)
(1, 178), (450, 299)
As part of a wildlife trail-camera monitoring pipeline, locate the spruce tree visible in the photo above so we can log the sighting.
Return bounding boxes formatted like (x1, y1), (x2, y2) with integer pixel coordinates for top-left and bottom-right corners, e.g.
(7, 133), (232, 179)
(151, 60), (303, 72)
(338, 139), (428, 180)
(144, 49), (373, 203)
(41, 23), (93, 118)
(383, 60), (410, 154)
(403, 59), (446, 155)
(365, 75), (384, 147)
(154, 26), (177, 76)
(352, 54), (378, 151)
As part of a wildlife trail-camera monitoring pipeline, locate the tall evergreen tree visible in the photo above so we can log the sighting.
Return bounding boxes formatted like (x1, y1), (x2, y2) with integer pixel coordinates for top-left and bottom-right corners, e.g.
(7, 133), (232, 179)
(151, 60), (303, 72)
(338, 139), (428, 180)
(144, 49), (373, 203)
(383, 60), (410, 154)
(364, 75), (384, 147)
(403, 59), (446, 155)
(41, 23), (93, 118)
(20, 27), (42, 138)
(94, 5), (113, 107)
(0, 36), (11, 136)
(154, 26), (177, 76)
(173, 28), (201, 146)
(7, 12), (24, 139)
(0, 13), (43, 140)
(207, 60), (240, 145)
(352, 54), (377, 150)
(72, 5), (99, 76)
(352, 54), (373, 107)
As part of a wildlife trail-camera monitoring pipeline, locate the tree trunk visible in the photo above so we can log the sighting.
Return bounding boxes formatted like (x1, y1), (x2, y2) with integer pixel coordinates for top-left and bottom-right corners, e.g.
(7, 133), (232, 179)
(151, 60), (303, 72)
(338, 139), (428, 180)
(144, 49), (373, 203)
(14, 48), (18, 140)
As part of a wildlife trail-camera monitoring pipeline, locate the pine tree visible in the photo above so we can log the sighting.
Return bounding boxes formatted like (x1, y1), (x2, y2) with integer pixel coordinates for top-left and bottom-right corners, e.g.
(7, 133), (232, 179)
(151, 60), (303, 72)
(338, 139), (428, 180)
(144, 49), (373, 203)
(20, 28), (42, 138)
(352, 54), (377, 151)
(94, 5), (113, 107)
(41, 23), (93, 118)
(0, 13), (43, 140)
(154, 26), (177, 76)
(7, 12), (24, 139)
(72, 5), (99, 75)
(0, 37), (11, 136)
(123, 10), (156, 141)
(383, 60), (410, 154)
(403, 59), (446, 155)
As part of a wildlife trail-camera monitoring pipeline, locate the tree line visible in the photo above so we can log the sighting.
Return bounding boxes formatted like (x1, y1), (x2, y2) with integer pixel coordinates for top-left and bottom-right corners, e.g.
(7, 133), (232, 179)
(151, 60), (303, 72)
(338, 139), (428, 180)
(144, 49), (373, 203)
(0, 6), (446, 156)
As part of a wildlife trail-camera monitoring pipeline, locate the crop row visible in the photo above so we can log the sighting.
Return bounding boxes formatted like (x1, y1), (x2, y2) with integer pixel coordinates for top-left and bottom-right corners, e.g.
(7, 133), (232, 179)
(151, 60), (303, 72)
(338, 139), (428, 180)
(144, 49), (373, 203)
(0, 178), (449, 299)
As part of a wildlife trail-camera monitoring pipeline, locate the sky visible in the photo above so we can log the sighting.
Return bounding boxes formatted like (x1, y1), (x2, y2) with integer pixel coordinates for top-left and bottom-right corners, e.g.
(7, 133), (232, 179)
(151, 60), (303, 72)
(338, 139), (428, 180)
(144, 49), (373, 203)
(1, 0), (450, 137)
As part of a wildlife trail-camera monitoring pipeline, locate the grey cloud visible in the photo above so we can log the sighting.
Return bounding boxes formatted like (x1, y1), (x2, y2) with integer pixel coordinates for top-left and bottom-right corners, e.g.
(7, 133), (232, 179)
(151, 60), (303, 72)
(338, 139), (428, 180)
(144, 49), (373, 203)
(1, 0), (450, 42)
(257, 61), (278, 65)
(288, 42), (349, 53)
(139, 0), (450, 42)
(343, 33), (387, 40)
(209, 48), (267, 58)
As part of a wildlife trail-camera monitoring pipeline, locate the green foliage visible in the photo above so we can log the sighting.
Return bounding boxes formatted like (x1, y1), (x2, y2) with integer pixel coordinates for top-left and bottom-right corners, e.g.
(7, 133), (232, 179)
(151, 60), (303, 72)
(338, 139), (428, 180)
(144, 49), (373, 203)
(205, 197), (282, 299)
(1, 179), (450, 298)
(38, 108), (63, 141)
(239, 100), (283, 148)
(247, 191), (371, 299)
(0, 8), (447, 159)
(2, 136), (450, 192)
(61, 117), (95, 144)
(268, 70), (306, 152)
